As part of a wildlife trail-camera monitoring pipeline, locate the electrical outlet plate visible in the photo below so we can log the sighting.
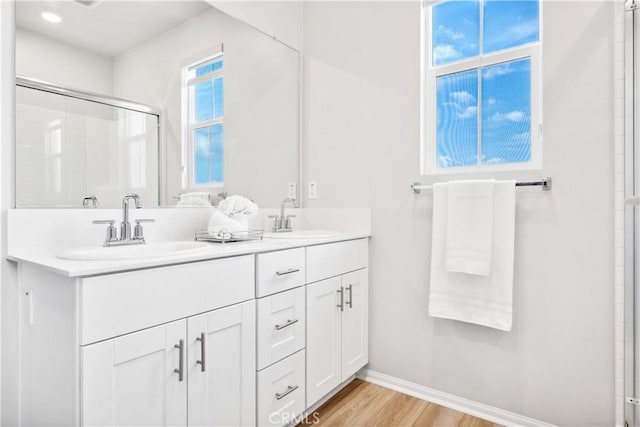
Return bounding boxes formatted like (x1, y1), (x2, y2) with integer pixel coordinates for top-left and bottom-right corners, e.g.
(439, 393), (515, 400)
(287, 183), (297, 199)
(308, 181), (318, 200)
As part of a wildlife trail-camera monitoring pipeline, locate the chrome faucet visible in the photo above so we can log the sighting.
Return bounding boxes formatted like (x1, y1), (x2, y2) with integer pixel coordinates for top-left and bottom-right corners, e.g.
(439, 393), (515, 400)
(121, 193), (142, 241)
(269, 197), (297, 232)
(82, 195), (99, 208)
(92, 193), (155, 246)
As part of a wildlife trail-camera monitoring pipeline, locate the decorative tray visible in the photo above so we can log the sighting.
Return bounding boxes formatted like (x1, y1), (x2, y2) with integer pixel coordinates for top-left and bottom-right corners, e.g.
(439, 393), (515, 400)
(194, 229), (263, 244)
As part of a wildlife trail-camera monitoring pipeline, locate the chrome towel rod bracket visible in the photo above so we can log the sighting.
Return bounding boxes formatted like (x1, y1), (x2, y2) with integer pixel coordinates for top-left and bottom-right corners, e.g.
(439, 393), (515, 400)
(411, 177), (552, 194)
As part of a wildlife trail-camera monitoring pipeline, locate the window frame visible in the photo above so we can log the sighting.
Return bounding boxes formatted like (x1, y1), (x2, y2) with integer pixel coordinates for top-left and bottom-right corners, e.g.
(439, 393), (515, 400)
(421, 0), (543, 175)
(181, 45), (224, 190)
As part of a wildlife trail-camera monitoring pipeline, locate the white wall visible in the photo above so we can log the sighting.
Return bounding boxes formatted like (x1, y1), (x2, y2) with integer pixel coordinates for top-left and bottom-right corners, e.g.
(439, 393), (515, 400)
(15, 28), (113, 95)
(302, 1), (614, 425)
(113, 7), (299, 208)
(209, 1), (303, 51)
(1, 1), (16, 424)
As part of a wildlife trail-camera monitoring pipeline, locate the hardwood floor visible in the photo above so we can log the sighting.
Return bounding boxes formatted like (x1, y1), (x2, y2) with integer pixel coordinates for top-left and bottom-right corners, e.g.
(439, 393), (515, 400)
(299, 380), (501, 427)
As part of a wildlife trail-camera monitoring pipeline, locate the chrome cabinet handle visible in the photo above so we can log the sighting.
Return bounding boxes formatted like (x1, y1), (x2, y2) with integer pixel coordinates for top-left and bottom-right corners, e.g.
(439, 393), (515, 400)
(275, 319), (299, 331)
(337, 286), (344, 312)
(346, 284), (353, 308)
(275, 385), (299, 400)
(276, 268), (300, 276)
(196, 332), (206, 372)
(174, 339), (184, 381)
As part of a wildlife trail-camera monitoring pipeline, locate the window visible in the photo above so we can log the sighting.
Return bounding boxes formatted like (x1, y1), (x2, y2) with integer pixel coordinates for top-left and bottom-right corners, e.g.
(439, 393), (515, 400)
(422, 0), (541, 174)
(182, 48), (224, 188)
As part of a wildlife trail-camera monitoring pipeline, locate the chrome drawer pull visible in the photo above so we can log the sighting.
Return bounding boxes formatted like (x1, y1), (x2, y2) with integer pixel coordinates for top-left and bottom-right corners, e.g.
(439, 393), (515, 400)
(276, 268), (300, 276)
(196, 332), (206, 372)
(275, 385), (299, 400)
(337, 286), (344, 311)
(174, 339), (184, 382)
(275, 318), (299, 331)
(346, 284), (353, 308)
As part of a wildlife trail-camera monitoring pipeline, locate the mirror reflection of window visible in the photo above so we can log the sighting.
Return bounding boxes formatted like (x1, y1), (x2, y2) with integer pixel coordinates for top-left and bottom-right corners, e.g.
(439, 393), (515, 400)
(182, 48), (224, 190)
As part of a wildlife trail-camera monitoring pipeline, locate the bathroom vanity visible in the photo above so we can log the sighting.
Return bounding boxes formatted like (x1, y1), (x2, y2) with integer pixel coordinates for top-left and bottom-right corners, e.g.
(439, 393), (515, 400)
(9, 229), (369, 427)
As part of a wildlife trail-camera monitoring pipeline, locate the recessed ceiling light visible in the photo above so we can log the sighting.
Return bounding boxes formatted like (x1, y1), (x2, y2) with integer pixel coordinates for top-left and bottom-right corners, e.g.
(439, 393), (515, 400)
(41, 12), (62, 24)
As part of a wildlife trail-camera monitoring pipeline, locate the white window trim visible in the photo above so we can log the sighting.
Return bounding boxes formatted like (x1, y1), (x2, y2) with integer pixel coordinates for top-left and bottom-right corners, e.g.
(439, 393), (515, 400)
(421, 0), (543, 175)
(181, 45), (225, 190)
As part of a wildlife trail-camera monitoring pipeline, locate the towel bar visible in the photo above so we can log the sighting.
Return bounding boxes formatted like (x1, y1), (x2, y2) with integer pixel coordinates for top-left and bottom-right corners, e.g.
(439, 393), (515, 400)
(411, 177), (552, 194)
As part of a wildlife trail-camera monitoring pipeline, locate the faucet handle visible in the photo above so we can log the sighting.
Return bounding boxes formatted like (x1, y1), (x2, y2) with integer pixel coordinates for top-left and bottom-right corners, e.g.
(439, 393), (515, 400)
(92, 220), (115, 225)
(92, 220), (117, 242)
(133, 219), (154, 241)
(284, 215), (296, 230)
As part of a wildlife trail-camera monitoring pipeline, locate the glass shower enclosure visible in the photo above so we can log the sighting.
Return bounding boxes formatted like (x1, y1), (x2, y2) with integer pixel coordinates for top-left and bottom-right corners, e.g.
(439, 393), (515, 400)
(15, 76), (160, 208)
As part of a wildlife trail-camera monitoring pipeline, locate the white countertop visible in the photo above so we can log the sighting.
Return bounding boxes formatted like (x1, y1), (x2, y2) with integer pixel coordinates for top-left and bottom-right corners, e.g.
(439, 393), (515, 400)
(7, 233), (371, 278)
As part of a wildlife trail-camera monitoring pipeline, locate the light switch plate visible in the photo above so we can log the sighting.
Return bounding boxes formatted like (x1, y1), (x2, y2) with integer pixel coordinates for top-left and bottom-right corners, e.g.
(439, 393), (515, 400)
(308, 181), (318, 200)
(287, 183), (297, 199)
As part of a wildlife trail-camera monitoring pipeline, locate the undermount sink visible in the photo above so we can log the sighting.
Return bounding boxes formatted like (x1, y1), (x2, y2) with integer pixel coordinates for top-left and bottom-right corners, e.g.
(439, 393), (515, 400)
(57, 241), (210, 261)
(263, 230), (341, 239)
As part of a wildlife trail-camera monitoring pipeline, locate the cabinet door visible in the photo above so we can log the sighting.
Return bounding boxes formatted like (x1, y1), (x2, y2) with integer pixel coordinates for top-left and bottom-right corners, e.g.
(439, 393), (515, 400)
(306, 276), (342, 407)
(187, 300), (256, 427)
(341, 268), (369, 379)
(81, 320), (187, 426)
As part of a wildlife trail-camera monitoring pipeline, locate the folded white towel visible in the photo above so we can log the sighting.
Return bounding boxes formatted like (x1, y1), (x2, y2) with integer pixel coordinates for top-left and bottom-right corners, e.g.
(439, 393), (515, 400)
(176, 197), (212, 208)
(207, 211), (248, 236)
(429, 180), (516, 331)
(445, 180), (494, 276)
(180, 192), (210, 202)
(217, 195), (258, 217)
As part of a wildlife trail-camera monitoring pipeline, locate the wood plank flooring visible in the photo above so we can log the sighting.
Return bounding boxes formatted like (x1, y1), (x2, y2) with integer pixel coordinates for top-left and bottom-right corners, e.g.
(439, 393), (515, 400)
(299, 379), (501, 427)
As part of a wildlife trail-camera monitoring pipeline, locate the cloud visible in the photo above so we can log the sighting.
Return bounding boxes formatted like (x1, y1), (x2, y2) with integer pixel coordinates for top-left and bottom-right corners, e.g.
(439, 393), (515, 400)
(483, 63), (516, 80)
(491, 110), (526, 122)
(437, 25), (464, 41)
(487, 97), (496, 105)
(433, 44), (461, 63)
(450, 91), (475, 104)
(505, 111), (525, 121)
(457, 106), (477, 119)
(488, 19), (538, 46)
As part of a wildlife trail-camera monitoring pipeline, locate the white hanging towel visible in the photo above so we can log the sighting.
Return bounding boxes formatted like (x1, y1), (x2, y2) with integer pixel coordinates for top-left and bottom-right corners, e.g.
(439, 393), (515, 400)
(446, 180), (495, 276)
(429, 180), (516, 331)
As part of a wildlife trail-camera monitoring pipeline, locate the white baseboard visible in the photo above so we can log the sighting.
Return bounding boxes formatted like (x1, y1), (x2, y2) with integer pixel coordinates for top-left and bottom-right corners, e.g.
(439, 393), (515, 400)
(357, 369), (555, 427)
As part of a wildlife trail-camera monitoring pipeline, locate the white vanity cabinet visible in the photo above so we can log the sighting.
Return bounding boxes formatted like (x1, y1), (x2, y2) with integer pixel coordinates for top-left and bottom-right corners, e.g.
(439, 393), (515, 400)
(18, 255), (256, 427)
(82, 300), (256, 427)
(305, 240), (369, 408)
(15, 235), (370, 427)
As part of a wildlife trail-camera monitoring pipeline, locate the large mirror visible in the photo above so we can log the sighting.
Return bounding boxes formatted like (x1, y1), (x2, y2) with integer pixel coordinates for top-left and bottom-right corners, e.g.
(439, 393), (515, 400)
(14, 0), (300, 208)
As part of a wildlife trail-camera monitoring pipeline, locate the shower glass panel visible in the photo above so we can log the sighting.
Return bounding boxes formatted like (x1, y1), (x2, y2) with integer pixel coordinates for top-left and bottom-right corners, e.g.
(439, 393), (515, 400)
(15, 86), (159, 208)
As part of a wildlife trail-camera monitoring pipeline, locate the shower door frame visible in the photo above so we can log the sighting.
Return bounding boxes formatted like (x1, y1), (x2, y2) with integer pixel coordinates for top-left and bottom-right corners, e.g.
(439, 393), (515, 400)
(626, 3), (638, 426)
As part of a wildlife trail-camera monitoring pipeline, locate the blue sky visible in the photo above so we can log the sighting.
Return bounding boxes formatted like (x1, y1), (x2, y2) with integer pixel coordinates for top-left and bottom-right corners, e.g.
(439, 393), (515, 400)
(432, 0), (538, 167)
(193, 60), (224, 184)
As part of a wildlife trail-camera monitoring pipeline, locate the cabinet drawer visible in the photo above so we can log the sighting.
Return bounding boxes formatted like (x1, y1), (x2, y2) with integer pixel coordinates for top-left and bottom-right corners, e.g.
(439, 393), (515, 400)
(256, 248), (305, 297)
(257, 350), (305, 427)
(257, 287), (305, 370)
(80, 255), (254, 345)
(306, 239), (368, 284)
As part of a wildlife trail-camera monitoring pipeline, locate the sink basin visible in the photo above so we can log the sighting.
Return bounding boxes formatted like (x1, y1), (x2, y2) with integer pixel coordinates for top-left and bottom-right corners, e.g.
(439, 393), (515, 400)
(263, 230), (341, 239)
(57, 241), (210, 260)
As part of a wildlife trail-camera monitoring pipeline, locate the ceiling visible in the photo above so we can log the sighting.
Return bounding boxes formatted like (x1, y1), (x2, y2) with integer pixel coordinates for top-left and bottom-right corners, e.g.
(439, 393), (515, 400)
(16, 0), (212, 57)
